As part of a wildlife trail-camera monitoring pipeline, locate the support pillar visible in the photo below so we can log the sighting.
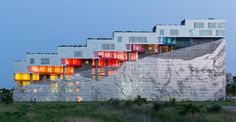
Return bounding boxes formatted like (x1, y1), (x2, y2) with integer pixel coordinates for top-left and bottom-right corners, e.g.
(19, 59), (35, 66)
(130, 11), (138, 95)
(95, 59), (99, 81)
(105, 59), (108, 77)
(30, 73), (33, 84)
(57, 74), (61, 80)
(63, 66), (66, 80)
(127, 52), (130, 61)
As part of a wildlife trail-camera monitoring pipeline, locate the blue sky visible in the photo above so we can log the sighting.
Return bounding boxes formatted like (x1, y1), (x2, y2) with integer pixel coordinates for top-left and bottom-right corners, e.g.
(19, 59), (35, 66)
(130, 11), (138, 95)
(0, 0), (235, 88)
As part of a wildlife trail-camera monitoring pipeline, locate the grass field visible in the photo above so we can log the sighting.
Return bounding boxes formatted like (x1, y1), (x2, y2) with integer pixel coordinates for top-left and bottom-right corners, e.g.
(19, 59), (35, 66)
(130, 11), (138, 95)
(1, 101), (236, 122)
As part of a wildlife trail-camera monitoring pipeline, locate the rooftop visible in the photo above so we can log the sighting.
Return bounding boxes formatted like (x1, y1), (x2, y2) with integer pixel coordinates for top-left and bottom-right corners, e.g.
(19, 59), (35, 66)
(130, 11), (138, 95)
(87, 38), (113, 40)
(58, 45), (86, 47)
(26, 53), (58, 55)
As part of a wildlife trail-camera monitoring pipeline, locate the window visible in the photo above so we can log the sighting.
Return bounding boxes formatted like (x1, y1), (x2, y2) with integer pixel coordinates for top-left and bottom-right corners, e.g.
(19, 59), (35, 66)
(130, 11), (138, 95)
(101, 44), (115, 50)
(170, 29), (179, 35)
(126, 44), (131, 50)
(117, 36), (122, 43)
(74, 51), (83, 57)
(30, 58), (35, 64)
(160, 29), (164, 35)
(41, 58), (50, 64)
(199, 30), (212, 36)
(157, 37), (163, 43)
(218, 23), (225, 28)
(194, 22), (204, 28)
(189, 30), (197, 36)
(216, 30), (225, 36)
(208, 23), (216, 28)
(129, 36), (147, 43)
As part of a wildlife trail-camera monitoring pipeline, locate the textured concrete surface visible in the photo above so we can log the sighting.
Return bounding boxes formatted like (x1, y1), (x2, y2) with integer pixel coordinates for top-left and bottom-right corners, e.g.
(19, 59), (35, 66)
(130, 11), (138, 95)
(76, 39), (226, 101)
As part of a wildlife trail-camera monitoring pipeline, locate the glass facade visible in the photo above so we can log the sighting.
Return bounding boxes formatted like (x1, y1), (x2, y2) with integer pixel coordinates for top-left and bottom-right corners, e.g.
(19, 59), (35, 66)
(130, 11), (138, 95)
(41, 58), (50, 64)
(170, 29), (179, 35)
(194, 22), (204, 28)
(208, 23), (216, 28)
(160, 29), (164, 35)
(216, 30), (225, 36)
(199, 30), (212, 36)
(129, 36), (147, 43)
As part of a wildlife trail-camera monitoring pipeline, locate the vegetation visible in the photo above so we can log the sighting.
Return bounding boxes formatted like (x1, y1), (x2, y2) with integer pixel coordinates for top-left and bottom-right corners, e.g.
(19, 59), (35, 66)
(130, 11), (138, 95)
(0, 97), (236, 122)
(226, 84), (236, 96)
(0, 88), (13, 104)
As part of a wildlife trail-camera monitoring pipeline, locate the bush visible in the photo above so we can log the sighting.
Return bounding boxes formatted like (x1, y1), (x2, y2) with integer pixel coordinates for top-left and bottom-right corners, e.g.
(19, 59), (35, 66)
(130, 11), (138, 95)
(0, 89), (13, 104)
(206, 104), (222, 113)
(107, 98), (120, 106)
(133, 95), (147, 105)
(124, 100), (133, 108)
(169, 98), (176, 106)
(153, 102), (161, 111)
(178, 103), (201, 115)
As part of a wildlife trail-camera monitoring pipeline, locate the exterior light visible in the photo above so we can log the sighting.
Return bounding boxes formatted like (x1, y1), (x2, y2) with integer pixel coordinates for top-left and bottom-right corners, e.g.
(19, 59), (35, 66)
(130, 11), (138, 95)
(85, 60), (89, 64)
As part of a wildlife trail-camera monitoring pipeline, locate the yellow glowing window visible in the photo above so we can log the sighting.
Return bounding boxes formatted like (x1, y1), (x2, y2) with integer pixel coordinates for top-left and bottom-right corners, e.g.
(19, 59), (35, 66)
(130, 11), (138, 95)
(14, 73), (39, 81)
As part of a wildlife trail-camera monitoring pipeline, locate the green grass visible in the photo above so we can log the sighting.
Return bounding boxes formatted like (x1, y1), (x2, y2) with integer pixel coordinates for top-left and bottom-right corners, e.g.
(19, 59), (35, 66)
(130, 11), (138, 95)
(0, 101), (236, 122)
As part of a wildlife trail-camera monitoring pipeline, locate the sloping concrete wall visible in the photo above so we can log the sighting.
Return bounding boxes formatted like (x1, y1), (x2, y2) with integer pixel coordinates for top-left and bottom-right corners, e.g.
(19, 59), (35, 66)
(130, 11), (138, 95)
(76, 39), (226, 101)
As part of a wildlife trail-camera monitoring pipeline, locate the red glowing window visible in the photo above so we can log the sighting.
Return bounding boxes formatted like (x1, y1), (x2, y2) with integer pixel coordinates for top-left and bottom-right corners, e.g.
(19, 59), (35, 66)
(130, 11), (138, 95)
(61, 59), (82, 67)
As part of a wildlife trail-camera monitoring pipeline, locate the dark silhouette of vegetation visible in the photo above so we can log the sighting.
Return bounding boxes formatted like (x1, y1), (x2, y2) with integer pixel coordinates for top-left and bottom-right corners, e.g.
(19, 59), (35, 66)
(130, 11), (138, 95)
(206, 104), (222, 113)
(153, 102), (161, 111)
(133, 95), (147, 105)
(226, 84), (236, 95)
(178, 103), (201, 115)
(0, 88), (13, 104)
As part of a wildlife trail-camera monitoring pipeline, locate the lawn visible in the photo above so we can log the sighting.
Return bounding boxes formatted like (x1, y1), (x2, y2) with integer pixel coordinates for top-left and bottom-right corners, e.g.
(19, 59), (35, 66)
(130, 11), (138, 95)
(1, 100), (236, 122)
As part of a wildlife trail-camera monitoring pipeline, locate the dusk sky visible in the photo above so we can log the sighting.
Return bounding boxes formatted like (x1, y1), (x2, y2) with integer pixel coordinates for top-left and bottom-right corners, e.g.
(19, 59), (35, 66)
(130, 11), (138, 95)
(0, 0), (235, 88)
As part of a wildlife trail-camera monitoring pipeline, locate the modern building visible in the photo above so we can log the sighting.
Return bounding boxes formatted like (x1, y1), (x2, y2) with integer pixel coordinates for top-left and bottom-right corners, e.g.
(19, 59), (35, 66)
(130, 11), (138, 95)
(13, 19), (226, 101)
(226, 73), (234, 85)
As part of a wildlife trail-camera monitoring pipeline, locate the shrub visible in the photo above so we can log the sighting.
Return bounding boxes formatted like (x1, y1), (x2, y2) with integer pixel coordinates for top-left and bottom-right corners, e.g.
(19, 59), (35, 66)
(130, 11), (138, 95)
(133, 95), (147, 105)
(124, 100), (133, 108)
(206, 104), (222, 113)
(178, 103), (201, 115)
(169, 98), (176, 106)
(107, 98), (120, 106)
(153, 102), (161, 111)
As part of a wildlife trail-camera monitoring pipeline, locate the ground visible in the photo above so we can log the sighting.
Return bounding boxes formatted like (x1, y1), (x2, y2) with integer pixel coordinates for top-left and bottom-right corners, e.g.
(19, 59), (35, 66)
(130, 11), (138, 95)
(0, 101), (236, 122)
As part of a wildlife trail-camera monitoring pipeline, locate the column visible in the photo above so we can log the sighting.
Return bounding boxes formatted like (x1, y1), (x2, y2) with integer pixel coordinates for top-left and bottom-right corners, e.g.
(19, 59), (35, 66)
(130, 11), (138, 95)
(30, 73), (33, 84)
(105, 59), (108, 77)
(127, 52), (130, 61)
(95, 59), (99, 81)
(63, 66), (66, 80)
(57, 74), (61, 80)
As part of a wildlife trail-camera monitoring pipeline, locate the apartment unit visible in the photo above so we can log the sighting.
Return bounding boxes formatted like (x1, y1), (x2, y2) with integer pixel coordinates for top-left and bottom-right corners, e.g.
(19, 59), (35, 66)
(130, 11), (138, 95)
(13, 19), (226, 101)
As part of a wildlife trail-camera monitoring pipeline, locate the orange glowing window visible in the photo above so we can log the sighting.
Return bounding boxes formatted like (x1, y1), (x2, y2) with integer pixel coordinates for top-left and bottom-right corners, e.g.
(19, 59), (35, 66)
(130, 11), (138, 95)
(28, 66), (74, 75)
